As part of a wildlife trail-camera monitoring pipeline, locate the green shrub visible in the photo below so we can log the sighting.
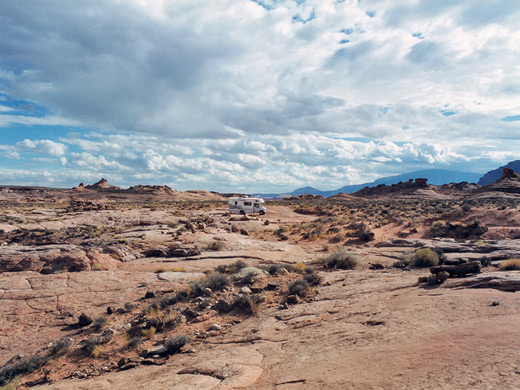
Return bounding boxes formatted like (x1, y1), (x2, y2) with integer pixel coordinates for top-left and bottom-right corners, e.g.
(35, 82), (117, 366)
(215, 260), (247, 274)
(165, 335), (190, 355)
(48, 337), (72, 357)
(411, 248), (440, 267)
(304, 272), (322, 286)
(206, 240), (226, 251)
(288, 279), (309, 296)
(190, 273), (229, 296)
(260, 264), (294, 275)
(0, 355), (48, 387)
(321, 247), (359, 270)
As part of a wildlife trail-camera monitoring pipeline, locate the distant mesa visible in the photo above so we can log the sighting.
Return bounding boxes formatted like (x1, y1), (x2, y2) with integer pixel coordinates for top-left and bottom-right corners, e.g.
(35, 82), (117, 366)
(350, 178), (443, 199)
(255, 169), (483, 199)
(85, 178), (121, 190)
(73, 182), (85, 191)
(476, 168), (520, 196)
(285, 194), (324, 201)
(127, 185), (177, 195)
(479, 160), (520, 185)
(74, 178), (122, 191)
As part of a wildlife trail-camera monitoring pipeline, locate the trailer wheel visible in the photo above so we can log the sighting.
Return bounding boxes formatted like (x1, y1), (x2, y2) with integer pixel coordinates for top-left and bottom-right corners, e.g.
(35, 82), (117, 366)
(239, 210), (245, 215)
(259, 210), (265, 215)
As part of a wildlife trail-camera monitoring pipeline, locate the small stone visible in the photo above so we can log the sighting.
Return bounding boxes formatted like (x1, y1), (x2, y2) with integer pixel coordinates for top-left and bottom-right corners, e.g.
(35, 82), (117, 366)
(240, 287), (251, 294)
(418, 276), (428, 284)
(286, 295), (300, 305)
(203, 288), (212, 297)
(119, 362), (138, 371)
(491, 301), (500, 306)
(426, 274), (439, 285)
(139, 350), (149, 358)
(215, 299), (232, 313)
(77, 313), (93, 327)
(436, 271), (450, 283)
(117, 357), (128, 368)
(144, 291), (155, 299)
(266, 282), (279, 290)
(106, 306), (114, 315)
(149, 345), (167, 356)
(209, 323), (222, 331)
(123, 323), (132, 330)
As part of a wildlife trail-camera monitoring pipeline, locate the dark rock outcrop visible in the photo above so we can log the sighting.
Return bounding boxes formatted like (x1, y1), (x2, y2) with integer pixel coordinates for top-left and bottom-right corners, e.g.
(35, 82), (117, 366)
(478, 160), (520, 185)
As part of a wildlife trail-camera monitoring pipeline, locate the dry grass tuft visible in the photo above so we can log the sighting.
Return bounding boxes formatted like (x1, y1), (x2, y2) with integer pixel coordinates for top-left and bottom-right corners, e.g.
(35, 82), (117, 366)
(499, 259), (520, 271)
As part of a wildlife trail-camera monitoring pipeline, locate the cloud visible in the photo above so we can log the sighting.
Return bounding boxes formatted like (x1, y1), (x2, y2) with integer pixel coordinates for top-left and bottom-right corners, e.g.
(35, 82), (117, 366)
(0, 0), (516, 143)
(16, 139), (67, 156)
(0, 1), (519, 191)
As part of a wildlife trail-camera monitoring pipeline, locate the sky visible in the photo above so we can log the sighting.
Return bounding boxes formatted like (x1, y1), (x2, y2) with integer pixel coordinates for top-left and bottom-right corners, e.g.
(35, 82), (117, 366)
(1, 0), (520, 193)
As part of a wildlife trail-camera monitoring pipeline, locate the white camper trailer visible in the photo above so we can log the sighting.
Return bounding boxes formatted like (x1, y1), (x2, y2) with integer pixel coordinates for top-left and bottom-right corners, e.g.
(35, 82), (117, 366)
(228, 197), (266, 215)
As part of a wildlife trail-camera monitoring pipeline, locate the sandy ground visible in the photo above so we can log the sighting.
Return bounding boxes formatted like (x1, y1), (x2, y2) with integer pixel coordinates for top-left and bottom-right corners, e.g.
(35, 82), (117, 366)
(1, 200), (520, 389)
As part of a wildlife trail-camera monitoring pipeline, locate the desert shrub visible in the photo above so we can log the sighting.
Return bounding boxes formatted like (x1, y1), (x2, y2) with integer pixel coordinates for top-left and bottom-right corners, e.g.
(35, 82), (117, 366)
(206, 240), (226, 251)
(239, 271), (257, 285)
(163, 315), (181, 330)
(430, 221), (487, 239)
(190, 273), (229, 296)
(499, 259), (520, 271)
(233, 294), (264, 314)
(48, 337), (72, 357)
(327, 226), (341, 234)
(80, 337), (101, 356)
(288, 279), (309, 296)
(329, 234), (343, 243)
(164, 335), (190, 355)
(91, 263), (106, 271)
(154, 267), (167, 274)
(260, 264), (294, 275)
(215, 260), (247, 274)
(92, 316), (107, 332)
(0, 355), (48, 387)
(321, 247), (359, 270)
(142, 326), (156, 340)
(126, 336), (143, 349)
(411, 248), (440, 268)
(293, 262), (307, 273)
(304, 272), (322, 286)
(0, 378), (21, 390)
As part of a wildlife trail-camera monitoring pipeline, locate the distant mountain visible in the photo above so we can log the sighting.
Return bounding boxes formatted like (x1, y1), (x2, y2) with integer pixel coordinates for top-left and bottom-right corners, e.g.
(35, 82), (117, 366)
(289, 186), (323, 196)
(254, 169), (483, 199)
(478, 160), (520, 186)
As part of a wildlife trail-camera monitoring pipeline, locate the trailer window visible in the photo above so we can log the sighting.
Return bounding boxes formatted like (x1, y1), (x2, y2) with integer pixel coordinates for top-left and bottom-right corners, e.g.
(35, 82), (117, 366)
(244, 202), (252, 206)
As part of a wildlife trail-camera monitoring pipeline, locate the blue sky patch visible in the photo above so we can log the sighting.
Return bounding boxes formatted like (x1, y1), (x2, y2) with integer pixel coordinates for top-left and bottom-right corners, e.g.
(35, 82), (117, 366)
(502, 115), (520, 122)
(440, 110), (457, 117)
(292, 9), (316, 24)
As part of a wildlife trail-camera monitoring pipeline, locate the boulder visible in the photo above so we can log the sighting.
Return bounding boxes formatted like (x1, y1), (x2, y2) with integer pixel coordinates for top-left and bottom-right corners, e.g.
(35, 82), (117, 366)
(78, 313), (93, 328)
(167, 247), (201, 257)
(41, 250), (91, 274)
(234, 267), (268, 281)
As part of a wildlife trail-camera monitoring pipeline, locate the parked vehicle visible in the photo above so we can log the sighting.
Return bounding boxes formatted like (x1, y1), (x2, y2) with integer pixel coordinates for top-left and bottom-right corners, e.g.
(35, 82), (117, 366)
(228, 197), (266, 215)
